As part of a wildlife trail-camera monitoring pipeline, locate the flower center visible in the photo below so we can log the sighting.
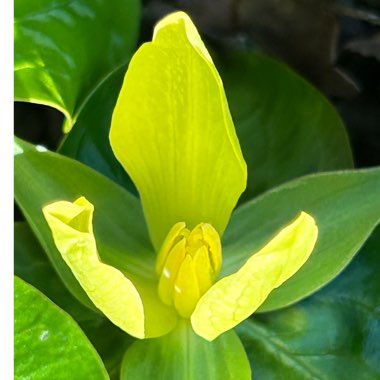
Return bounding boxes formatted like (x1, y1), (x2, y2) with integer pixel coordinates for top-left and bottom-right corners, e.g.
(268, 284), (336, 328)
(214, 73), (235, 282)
(156, 222), (222, 318)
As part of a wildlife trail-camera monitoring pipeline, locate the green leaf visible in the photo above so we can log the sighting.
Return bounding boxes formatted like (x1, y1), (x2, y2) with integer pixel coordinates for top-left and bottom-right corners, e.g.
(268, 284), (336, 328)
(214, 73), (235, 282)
(237, 226), (380, 379)
(82, 318), (134, 380)
(14, 137), (154, 309)
(110, 12), (247, 249)
(217, 51), (354, 200)
(121, 319), (251, 380)
(14, 0), (140, 131)
(14, 222), (134, 379)
(59, 64), (137, 193)
(222, 167), (380, 312)
(14, 276), (109, 380)
(15, 221), (90, 321)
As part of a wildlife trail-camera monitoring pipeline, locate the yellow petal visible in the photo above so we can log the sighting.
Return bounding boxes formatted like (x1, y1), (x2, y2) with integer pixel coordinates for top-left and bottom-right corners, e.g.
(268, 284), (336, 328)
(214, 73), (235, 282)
(156, 222), (222, 318)
(155, 222), (187, 275)
(192, 246), (213, 295)
(200, 223), (222, 274)
(110, 11), (247, 249)
(174, 255), (200, 318)
(43, 197), (145, 339)
(191, 212), (318, 341)
(158, 239), (186, 305)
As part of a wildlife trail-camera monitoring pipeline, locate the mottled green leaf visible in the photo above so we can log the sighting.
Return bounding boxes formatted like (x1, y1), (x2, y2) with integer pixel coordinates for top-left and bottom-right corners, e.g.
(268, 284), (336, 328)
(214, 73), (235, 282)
(14, 276), (109, 380)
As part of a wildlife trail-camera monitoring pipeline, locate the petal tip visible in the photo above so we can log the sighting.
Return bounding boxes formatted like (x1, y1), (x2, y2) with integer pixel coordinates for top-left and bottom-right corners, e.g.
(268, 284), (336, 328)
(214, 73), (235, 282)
(153, 11), (213, 64)
(43, 196), (94, 234)
(298, 211), (319, 245)
(153, 11), (193, 40)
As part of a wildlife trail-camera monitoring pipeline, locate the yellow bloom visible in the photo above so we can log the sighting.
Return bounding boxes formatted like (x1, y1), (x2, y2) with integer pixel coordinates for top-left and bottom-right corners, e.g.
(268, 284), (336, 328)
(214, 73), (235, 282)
(43, 11), (318, 343)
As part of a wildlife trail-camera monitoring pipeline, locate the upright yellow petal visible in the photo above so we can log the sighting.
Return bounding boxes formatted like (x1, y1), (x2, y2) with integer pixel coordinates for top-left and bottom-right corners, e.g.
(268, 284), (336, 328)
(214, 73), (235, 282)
(43, 197), (145, 339)
(174, 255), (200, 318)
(191, 212), (318, 341)
(110, 11), (247, 249)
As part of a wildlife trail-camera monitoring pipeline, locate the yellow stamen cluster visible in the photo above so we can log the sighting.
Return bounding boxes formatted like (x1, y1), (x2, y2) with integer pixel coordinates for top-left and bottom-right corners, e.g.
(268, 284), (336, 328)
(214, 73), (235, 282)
(156, 222), (222, 318)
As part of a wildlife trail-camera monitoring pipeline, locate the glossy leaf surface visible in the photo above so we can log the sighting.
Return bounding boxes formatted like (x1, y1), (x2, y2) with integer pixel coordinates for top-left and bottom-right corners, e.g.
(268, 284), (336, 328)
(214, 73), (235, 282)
(14, 276), (109, 380)
(14, 0), (140, 130)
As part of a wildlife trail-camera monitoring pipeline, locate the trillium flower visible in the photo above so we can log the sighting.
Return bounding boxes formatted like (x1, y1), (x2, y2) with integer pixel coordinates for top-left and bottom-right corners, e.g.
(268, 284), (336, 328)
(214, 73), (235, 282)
(43, 9), (317, 365)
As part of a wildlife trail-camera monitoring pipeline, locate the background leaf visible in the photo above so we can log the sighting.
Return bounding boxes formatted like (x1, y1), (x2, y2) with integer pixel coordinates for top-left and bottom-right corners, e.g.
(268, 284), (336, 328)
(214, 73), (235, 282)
(14, 0), (140, 130)
(121, 319), (251, 380)
(14, 137), (154, 309)
(14, 276), (109, 380)
(217, 51), (354, 200)
(222, 167), (380, 311)
(237, 226), (380, 379)
(14, 221), (134, 379)
(15, 221), (90, 320)
(59, 64), (136, 193)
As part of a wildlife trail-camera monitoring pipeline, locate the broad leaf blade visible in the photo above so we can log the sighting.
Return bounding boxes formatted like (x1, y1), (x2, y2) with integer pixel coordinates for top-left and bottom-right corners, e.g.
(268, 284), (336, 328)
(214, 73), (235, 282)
(223, 168), (380, 311)
(14, 276), (109, 380)
(121, 319), (251, 380)
(237, 226), (380, 379)
(218, 51), (354, 200)
(14, 0), (140, 130)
